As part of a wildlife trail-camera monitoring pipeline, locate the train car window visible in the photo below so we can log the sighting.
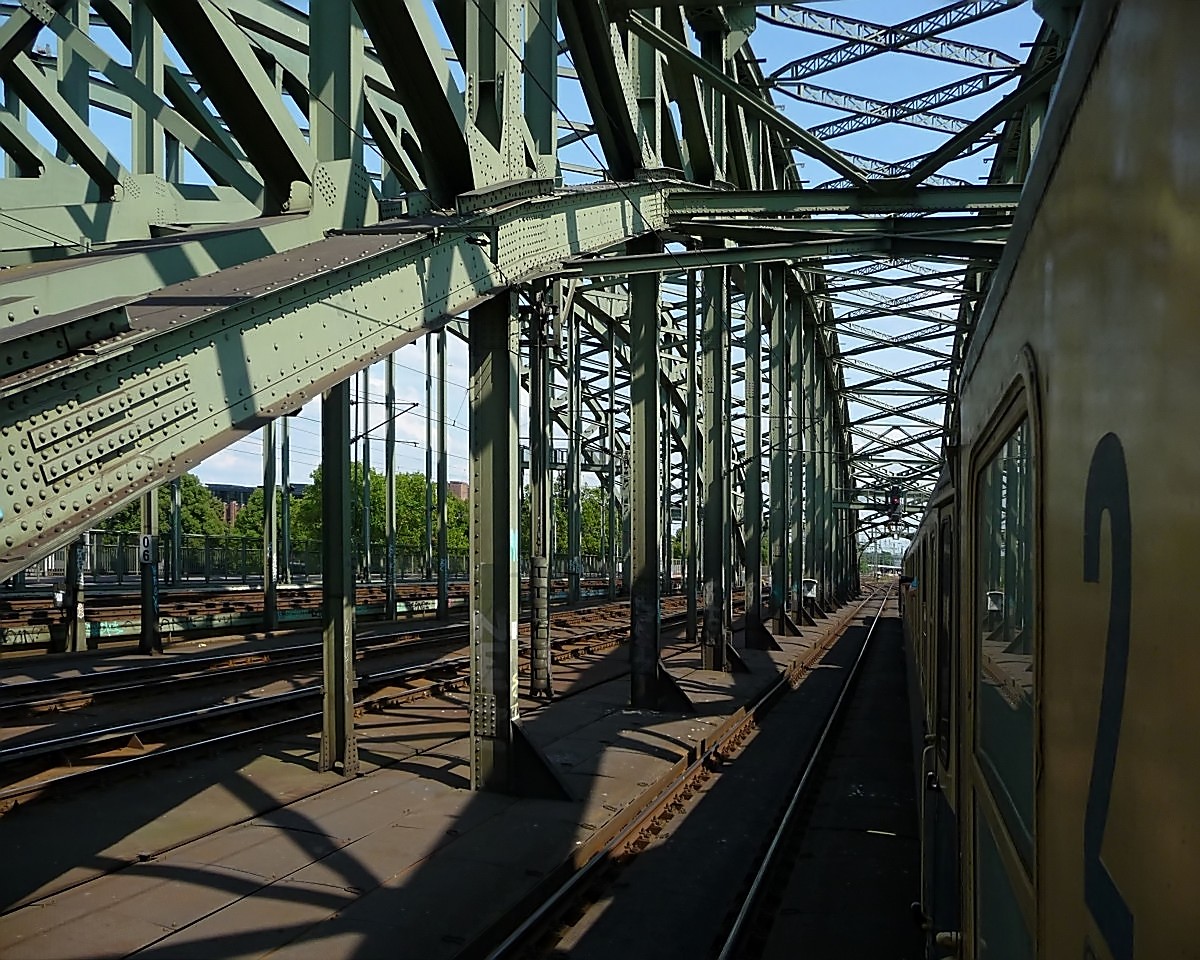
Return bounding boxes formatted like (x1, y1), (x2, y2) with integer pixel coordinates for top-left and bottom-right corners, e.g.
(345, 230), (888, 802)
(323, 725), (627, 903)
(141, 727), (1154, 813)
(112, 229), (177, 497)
(975, 805), (1034, 959)
(936, 516), (953, 767)
(975, 417), (1035, 865)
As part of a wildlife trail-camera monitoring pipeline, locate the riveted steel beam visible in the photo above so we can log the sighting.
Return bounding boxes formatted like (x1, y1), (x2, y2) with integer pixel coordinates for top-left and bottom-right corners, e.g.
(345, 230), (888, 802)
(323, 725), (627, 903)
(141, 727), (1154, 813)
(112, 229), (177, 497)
(469, 291), (521, 789)
(0, 180), (670, 581)
(628, 234), (662, 707)
(667, 184), (1023, 217)
(700, 258), (730, 670)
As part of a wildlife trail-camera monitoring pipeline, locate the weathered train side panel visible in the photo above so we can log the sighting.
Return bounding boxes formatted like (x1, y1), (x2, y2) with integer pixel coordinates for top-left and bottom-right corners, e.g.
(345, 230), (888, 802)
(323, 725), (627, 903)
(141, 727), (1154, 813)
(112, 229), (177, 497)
(957, 0), (1200, 956)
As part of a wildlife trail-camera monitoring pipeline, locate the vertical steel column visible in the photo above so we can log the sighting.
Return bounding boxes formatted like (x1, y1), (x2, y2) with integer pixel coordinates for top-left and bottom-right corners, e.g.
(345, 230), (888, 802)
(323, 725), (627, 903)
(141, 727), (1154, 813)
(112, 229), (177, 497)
(607, 326), (618, 599)
(628, 240), (662, 707)
(437, 328), (450, 619)
(812, 348), (824, 607)
(263, 419), (278, 631)
(384, 352), (398, 614)
(65, 532), (88, 652)
(528, 289), (554, 698)
(281, 419), (291, 584)
(632, 9), (661, 163)
(803, 300), (819, 609)
(702, 264), (730, 670)
(169, 477), (182, 585)
(698, 30), (726, 182)
(360, 369), (372, 581)
(139, 490), (161, 653)
(790, 294), (807, 615)
(525, 0), (558, 176)
(57, 0), (88, 162)
(685, 272), (699, 644)
(312, 0), (360, 777)
(131, 0), (164, 175)
(567, 317), (582, 604)
(320, 381), (357, 775)
(621, 455), (631, 594)
(820, 360), (830, 607)
(817, 357), (829, 607)
(466, 0), (524, 178)
(840, 412), (849, 600)
(768, 267), (789, 632)
(385, 352), (397, 619)
(165, 135), (181, 183)
(660, 403), (672, 595)
(3, 85), (26, 178)
(425, 336), (434, 581)
(469, 293), (522, 790)
(723, 279), (735, 634)
(743, 264), (763, 633)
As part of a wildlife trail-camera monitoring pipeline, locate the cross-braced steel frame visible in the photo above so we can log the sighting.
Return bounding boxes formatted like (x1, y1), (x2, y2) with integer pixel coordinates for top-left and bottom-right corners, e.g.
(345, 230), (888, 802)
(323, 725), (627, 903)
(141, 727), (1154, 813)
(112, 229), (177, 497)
(0, 0), (1063, 792)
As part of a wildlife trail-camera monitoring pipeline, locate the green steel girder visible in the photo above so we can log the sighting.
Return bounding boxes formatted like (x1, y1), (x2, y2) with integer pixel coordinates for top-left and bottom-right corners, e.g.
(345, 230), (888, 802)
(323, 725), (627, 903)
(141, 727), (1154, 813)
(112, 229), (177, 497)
(676, 213), (1011, 235)
(570, 238), (887, 276)
(624, 11), (871, 188)
(567, 232), (1000, 276)
(672, 219), (1011, 247)
(659, 5), (714, 184)
(2, 53), (127, 196)
(142, 0), (314, 210)
(667, 184), (1024, 217)
(0, 179), (670, 580)
(0, 2), (68, 68)
(0, 178), (261, 263)
(558, 0), (641, 179)
(32, 5), (263, 202)
(0, 95), (61, 177)
(0, 158), (375, 342)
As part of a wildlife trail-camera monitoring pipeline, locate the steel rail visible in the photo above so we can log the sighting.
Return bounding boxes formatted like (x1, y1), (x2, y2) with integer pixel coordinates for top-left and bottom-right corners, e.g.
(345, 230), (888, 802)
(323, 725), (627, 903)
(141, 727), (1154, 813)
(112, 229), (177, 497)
(480, 591), (882, 960)
(0, 620), (467, 704)
(715, 584), (895, 960)
(0, 607), (690, 803)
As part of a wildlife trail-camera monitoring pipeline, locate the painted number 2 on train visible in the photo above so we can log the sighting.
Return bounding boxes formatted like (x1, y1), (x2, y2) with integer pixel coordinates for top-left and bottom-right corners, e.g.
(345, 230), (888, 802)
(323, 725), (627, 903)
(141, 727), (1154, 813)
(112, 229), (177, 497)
(1082, 433), (1135, 960)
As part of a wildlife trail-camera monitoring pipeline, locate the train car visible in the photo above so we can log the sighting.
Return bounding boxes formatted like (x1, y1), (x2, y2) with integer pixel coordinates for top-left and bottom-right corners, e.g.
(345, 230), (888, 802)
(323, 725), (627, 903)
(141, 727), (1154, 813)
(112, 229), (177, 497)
(905, 0), (1200, 957)
(904, 471), (960, 955)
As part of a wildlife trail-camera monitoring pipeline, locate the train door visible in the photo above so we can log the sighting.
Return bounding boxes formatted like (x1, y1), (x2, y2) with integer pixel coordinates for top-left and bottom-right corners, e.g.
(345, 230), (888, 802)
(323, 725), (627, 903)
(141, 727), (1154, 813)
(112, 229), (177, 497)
(924, 505), (960, 949)
(965, 398), (1037, 959)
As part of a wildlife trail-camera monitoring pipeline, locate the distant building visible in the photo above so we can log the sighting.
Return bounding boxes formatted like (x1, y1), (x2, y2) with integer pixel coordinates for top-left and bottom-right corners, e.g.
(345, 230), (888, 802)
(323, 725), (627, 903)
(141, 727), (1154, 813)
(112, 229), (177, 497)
(207, 483), (256, 507)
(448, 481), (469, 500)
(207, 482), (308, 528)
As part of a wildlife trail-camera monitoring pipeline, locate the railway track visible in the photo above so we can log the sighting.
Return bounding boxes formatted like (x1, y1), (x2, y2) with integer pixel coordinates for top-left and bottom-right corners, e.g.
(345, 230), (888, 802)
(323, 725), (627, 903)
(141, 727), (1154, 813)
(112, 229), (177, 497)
(0, 578), (625, 654)
(473, 588), (890, 960)
(0, 598), (690, 812)
(716, 587), (894, 959)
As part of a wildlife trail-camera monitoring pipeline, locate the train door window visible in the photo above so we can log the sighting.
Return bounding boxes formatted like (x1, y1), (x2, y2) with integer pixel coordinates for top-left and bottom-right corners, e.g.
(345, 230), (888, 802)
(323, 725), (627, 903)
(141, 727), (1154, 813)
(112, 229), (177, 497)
(975, 417), (1035, 865)
(975, 805), (1034, 959)
(936, 516), (953, 768)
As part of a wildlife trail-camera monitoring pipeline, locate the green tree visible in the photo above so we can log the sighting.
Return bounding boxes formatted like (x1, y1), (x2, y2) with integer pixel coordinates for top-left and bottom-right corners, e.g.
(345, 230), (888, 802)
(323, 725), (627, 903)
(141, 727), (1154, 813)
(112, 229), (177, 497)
(291, 467), (471, 558)
(520, 482), (613, 560)
(99, 473), (227, 536)
(445, 492), (469, 554)
(579, 486), (608, 555)
(292, 463), (387, 551)
(394, 472), (430, 553)
(230, 489), (286, 539)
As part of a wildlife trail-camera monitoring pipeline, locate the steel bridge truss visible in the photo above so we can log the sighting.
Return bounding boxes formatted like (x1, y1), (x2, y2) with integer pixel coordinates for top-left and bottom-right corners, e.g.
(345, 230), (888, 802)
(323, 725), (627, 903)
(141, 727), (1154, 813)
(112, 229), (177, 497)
(0, 0), (1061, 792)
